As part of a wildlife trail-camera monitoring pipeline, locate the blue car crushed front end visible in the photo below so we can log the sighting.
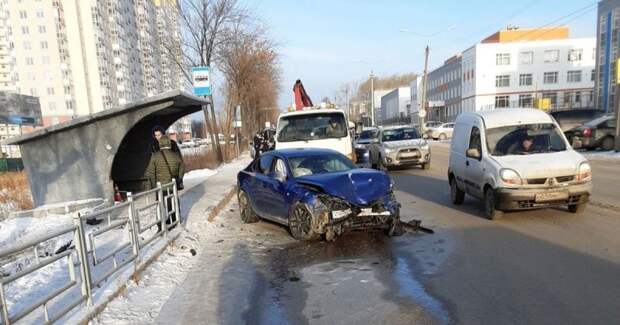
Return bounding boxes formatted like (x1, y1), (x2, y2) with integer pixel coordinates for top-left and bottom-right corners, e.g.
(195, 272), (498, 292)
(293, 169), (401, 237)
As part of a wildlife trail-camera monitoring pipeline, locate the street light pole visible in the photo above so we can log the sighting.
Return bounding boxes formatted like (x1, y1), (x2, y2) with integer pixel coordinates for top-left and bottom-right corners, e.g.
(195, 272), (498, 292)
(370, 71), (375, 126)
(420, 46), (430, 127)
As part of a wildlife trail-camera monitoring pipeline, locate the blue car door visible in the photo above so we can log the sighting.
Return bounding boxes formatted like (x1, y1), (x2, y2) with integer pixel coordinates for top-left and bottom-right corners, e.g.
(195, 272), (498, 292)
(262, 157), (289, 219)
(251, 155), (274, 216)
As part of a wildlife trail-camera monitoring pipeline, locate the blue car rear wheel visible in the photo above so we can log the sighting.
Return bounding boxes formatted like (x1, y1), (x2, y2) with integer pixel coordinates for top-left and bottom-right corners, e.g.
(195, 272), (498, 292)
(238, 190), (259, 223)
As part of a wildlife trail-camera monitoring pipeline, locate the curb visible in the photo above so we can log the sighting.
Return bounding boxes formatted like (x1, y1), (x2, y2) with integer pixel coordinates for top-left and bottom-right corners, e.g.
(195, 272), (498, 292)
(77, 184), (238, 324)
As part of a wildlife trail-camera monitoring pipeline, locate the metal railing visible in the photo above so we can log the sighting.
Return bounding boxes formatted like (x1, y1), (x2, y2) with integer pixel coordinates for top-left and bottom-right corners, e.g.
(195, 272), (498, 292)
(0, 180), (180, 325)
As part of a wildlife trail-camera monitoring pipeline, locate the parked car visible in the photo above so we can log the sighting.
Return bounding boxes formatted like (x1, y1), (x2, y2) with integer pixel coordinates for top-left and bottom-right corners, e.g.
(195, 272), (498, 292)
(237, 148), (401, 241)
(353, 127), (379, 164)
(421, 121), (443, 138)
(448, 109), (592, 220)
(368, 125), (431, 170)
(564, 114), (616, 151)
(427, 122), (455, 140)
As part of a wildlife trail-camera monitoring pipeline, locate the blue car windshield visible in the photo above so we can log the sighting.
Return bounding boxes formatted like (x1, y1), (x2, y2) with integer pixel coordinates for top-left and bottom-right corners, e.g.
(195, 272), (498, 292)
(289, 154), (356, 177)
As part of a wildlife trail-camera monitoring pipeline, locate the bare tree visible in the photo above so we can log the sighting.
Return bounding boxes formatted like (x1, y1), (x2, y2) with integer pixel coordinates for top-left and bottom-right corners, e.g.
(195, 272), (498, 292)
(169, 0), (248, 163)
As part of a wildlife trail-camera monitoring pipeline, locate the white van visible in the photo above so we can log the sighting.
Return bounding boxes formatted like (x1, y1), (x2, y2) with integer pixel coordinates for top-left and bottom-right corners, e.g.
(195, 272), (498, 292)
(275, 109), (354, 160)
(448, 109), (592, 219)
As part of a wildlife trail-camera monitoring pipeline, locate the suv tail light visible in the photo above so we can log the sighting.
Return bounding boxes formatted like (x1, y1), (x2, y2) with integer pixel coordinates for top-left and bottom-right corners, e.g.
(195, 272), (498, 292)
(583, 128), (592, 137)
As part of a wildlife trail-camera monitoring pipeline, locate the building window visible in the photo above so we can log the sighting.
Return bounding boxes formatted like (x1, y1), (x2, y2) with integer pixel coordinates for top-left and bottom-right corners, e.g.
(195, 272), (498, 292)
(36, 10), (44, 18)
(38, 25), (46, 33)
(544, 50), (559, 62)
(519, 74), (533, 86)
(49, 102), (56, 110)
(495, 95), (510, 108)
(21, 26), (29, 34)
(591, 69), (596, 82)
(543, 92), (557, 107)
(567, 70), (582, 83)
(543, 72), (558, 84)
(568, 49), (583, 62)
(41, 41), (48, 49)
(519, 94), (533, 107)
(23, 41), (31, 50)
(30, 88), (37, 96)
(25, 57), (34, 65)
(496, 53), (510, 65)
(41, 56), (50, 64)
(519, 51), (533, 64)
(495, 75), (510, 87)
(19, 11), (27, 19)
(47, 87), (54, 95)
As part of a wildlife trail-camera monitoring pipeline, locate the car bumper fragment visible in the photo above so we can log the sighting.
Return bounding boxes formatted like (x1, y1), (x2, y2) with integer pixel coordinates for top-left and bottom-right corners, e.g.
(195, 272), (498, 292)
(495, 182), (592, 210)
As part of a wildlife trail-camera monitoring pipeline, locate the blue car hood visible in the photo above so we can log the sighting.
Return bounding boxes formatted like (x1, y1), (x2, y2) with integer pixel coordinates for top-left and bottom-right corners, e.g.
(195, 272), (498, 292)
(296, 169), (391, 206)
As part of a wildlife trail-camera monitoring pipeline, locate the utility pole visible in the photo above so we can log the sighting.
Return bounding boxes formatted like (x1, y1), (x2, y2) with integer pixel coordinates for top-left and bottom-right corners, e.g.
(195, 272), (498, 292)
(615, 60), (620, 151)
(370, 71), (375, 126)
(420, 46), (430, 127)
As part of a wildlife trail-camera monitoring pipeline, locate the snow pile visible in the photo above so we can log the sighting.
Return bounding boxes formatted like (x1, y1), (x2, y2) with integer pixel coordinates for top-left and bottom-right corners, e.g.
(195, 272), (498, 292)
(183, 168), (217, 181)
(583, 150), (620, 160)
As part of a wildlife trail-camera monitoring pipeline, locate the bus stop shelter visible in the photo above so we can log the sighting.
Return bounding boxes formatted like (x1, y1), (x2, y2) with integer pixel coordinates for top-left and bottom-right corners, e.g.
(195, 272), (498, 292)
(2, 90), (208, 206)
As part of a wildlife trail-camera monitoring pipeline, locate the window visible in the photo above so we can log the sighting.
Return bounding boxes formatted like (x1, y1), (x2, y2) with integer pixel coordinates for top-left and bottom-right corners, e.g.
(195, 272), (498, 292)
(543, 92), (557, 107)
(258, 155), (273, 174)
(38, 25), (46, 33)
(36, 10), (44, 18)
(568, 49), (583, 62)
(468, 127), (482, 155)
(591, 69), (596, 82)
(519, 51), (533, 64)
(496, 53), (510, 65)
(25, 57), (34, 65)
(519, 94), (533, 107)
(23, 41), (31, 50)
(519, 74), (533, 86)
(495, 75), (510, 87)
(273, 158), (287, 177)
(19, 11), (27, 19)
(40, 41), (48, 49)
(21, 26), (29, 34)
(544, 50), (559, 62)
(495, 95), (510, 108)
(30, 88), (37, 96)
(48, 102), (56, 110)
(543, 72), (558, 84)
(41, 56), (50, 64)
(567, 70), (582, 83)
(47, 87), (54, 95)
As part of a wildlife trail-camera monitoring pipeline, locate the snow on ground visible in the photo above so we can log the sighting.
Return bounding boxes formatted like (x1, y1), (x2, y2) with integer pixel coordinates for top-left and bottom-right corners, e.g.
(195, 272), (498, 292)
(183, 168), (217, 181)
(582, 150), (620, 161)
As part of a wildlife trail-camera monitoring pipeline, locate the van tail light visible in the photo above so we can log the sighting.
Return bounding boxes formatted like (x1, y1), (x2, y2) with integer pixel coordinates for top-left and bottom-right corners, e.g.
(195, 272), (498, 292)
(583, 128), (592, 137)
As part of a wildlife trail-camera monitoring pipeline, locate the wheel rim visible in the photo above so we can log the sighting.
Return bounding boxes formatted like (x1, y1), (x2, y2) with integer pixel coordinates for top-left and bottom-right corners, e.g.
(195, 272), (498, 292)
(293, 206), (312, 235)
(239, 192), (249, 218)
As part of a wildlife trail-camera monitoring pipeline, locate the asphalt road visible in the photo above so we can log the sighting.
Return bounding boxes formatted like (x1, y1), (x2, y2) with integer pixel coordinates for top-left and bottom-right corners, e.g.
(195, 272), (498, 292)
(152, 144), (619, 325)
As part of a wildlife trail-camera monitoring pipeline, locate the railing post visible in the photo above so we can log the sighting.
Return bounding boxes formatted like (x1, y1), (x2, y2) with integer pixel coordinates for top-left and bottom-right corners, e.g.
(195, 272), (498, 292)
(126, 192), (141, 264)
(157, 182), (167, 238)
(73, 213), (93, 306)
(172, 178), (179, 226)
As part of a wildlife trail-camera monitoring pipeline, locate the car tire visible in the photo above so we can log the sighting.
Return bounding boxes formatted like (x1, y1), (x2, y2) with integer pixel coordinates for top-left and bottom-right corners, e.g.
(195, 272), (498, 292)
(289, 203), (318, 241)
(422, 161), (430, 170)
(439, 133), (447, 140)
(450, 177), (465, 205)
(568, 203), (587, 214)
(484, 188), (503, 220)
(238, 190), (259, 223)
(601, 137), (615, 151)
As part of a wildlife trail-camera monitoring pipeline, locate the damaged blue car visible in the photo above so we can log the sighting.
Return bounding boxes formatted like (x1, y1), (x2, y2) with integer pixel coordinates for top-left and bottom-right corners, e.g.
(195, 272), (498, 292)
(237, 148), (401, 241)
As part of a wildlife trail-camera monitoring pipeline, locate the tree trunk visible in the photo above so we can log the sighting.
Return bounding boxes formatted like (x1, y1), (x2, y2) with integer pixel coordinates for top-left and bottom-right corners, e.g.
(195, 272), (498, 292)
(201, 104), (219, 160)
(208, 95), (224, 163)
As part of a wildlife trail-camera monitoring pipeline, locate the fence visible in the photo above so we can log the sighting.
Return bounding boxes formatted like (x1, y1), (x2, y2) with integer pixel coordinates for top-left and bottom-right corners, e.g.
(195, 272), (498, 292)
(0, 179), (179, 325)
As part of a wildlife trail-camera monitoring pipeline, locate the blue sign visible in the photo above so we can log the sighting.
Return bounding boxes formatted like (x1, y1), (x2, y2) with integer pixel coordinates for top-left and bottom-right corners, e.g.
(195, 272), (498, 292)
(192, 66), (211, 96)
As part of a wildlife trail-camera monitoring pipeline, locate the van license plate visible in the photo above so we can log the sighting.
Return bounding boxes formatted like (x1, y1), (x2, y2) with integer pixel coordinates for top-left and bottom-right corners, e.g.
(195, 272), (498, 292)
(535, 191), (568, 202)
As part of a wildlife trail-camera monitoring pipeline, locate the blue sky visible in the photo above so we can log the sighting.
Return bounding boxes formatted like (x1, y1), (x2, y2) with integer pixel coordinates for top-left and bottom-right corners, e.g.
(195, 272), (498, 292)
(243, 0), (597, 107)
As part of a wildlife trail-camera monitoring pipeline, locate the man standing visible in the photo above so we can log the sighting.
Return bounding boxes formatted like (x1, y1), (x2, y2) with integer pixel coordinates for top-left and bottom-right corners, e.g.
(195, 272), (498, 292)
(151, 125), (181, 154)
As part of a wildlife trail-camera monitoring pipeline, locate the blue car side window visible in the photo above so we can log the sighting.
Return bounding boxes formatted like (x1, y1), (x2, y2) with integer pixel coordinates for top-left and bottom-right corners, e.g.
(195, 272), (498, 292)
(259, 155), (273, 174)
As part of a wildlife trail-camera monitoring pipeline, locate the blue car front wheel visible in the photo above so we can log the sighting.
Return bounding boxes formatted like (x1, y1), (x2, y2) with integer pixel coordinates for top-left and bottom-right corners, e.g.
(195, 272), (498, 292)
(289, 203), (318, 241)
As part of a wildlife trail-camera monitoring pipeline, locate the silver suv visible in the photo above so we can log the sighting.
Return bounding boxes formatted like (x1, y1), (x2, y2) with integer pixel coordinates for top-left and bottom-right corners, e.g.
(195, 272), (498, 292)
(368, 126), (431, 170)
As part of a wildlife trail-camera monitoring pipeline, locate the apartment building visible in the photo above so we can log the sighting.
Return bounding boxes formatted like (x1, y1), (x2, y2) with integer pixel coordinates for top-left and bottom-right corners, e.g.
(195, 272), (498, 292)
(379, 87), (410, 125)
(596, 0), (620, 112)
(426, 54), (462, 122)
(0, 0), (186, 126)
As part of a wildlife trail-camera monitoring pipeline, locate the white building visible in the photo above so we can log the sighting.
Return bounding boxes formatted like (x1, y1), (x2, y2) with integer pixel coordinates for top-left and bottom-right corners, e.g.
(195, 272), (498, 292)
(0, 0), (186, 127)
(409, 76), (423, 117)
(380, 87), (410, 125)
(461, 28), (595, 113)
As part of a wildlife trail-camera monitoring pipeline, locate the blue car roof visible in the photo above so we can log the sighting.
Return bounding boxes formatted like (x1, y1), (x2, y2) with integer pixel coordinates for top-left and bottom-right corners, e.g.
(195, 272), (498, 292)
(267, 148), (342, 158)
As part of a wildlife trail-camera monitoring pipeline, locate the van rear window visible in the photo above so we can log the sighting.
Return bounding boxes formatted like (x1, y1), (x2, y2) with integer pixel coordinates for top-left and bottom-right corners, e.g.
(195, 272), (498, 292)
(277, 113), (347, 142)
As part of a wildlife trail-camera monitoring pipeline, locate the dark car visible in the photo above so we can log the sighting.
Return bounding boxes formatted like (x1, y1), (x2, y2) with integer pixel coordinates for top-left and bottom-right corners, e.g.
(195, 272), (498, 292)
(565, 115), (616, 151)
(237, 148), (401, 241)
(353, 128), (379, 164)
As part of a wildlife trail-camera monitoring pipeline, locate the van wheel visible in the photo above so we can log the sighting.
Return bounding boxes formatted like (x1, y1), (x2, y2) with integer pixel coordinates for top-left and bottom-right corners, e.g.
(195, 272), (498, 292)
(601, 137), (615, 151)
(484, 188), (503, 220)
(439, 133), (447, 140)
(450, 177), (464, 205)
(568, 203), (587, 214)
